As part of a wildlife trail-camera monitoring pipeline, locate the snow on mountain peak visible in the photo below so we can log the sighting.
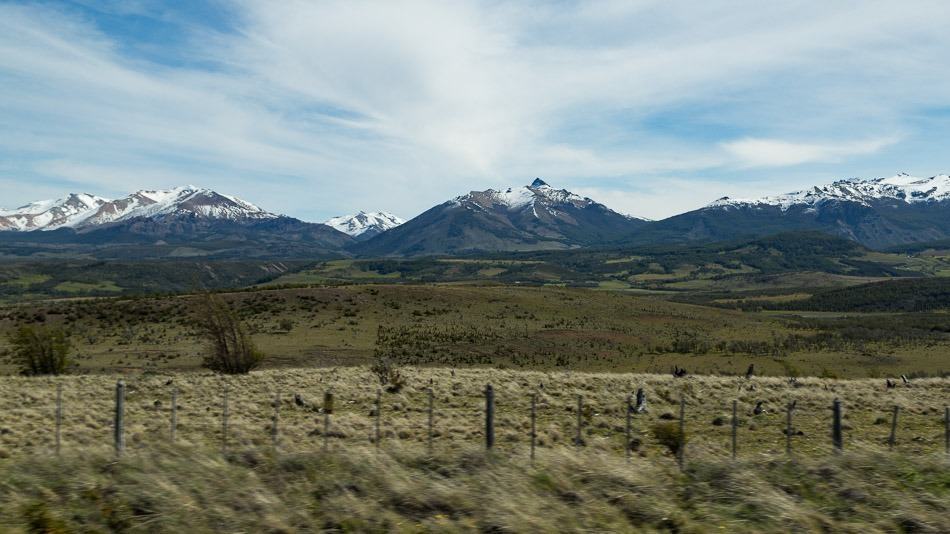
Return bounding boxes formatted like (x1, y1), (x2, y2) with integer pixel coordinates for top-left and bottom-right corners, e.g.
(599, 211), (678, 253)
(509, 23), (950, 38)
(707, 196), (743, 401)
(706, 174), (950, 212)
(0, 186), (277, 231)
(453, 179), (592, 211)
(324, 211), (404, 237)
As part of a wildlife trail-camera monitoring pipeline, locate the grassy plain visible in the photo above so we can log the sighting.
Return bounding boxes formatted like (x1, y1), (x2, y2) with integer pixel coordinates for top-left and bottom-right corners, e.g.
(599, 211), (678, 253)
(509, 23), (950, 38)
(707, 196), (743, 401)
(2, 284), (949, 378)
(0, 368), (947, 532)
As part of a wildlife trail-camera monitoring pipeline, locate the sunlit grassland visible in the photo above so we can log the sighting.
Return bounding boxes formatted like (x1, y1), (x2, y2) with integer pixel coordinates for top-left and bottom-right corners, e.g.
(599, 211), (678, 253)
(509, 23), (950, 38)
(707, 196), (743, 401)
(0, 368), (947, 532)
(1, 284), (949, 377)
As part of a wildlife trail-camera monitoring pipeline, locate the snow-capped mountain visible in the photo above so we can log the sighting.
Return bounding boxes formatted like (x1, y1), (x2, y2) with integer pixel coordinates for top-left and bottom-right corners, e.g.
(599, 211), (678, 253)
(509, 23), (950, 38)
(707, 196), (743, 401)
(629, 173), (950, 249)
(324, 211), (404, 240)
(451, 178), (643, 219)
(707, 173), (950, 211)
(0, 186), (277, 232)
(355, 178), (647, 256)
(0, 193), (110, 231)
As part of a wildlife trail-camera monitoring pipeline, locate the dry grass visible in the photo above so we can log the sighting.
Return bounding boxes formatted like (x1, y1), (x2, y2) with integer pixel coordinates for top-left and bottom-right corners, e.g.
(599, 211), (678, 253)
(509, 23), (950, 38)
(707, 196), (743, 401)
(1, 441), (948, 532)
(0, 368), (948, 532)
(1, 367), (946, 460)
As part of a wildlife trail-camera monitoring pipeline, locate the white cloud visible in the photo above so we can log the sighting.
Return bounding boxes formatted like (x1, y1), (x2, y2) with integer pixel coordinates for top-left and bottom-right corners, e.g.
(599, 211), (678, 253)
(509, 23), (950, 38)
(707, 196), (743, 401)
(722, 137), (901, 167)
(1, 1), (949, 220)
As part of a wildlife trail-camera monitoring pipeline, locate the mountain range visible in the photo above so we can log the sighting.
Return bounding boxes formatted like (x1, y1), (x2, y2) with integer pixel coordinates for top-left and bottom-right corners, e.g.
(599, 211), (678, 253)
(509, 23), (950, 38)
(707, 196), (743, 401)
(3, 173), (950, 258)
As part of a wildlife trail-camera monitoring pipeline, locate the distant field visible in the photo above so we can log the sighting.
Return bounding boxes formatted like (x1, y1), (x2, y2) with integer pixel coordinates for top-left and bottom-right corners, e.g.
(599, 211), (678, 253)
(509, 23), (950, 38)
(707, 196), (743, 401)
(2, 284), (949, 378)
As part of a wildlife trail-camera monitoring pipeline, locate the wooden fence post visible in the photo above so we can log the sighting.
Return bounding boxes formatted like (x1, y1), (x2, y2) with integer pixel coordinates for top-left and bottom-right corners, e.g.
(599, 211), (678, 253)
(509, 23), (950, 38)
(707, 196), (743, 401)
(222, 382), (229, 453)
(114, 380), (125, 456)
(677, 396), (685, 471)
(731, 400), (737, 460)
(170, 387), (178, 443)
(944, 406), (949, 456)
(272, 392), (280, 450)
(625, 394), (632, 463)
(485, 384), (494, 451)
(575, 394), (583, 448)
(427, 387), (434, 455)
(832, 399), (843, 453)
(323, 390), (333, 452)
(55, 383), (62, 457)
(786, 401), (794, 455)
(530, 393), (537, 465)
(888, 405), (899, 450)
(375, 389), (381, 449)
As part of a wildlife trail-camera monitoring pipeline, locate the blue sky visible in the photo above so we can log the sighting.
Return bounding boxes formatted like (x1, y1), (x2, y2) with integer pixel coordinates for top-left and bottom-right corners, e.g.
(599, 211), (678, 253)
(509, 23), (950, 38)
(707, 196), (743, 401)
(2, 0), (950, 221)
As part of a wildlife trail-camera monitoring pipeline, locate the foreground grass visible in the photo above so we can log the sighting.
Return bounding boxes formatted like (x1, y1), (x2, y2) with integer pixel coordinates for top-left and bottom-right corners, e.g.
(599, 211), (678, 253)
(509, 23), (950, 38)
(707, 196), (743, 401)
(1, 443), (948, 532)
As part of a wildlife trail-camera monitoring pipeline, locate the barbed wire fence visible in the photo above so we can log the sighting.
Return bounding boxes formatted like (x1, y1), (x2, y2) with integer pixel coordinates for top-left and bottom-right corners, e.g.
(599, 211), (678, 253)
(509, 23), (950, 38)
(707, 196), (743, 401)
(5, 375), (947, 466)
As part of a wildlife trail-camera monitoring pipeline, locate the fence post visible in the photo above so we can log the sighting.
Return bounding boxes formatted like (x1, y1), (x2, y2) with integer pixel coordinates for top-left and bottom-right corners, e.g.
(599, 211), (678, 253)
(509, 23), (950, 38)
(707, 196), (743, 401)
(170, 387), (178, 443)
(55, 383), (62, 457)
(375, 389), (381, 449)
(832, 399), (843, 453)
(272, 392), (280, 450)
(625, 394), (632, 463)
(677, 396), (685, 471)
(575, 394), (583, 448)
(427, 387), (434, 455)
(114, 380), (125, 456)
(222, 382), (229, 453)
(323, 390), (333, 452)
(888, 405), (899, 450)
(786, 401), (794, 455)
(731, 400), (737, 460)
(530, 393), (537, 466)
(485, 384), (494, 451)
(944, 406), (949, 456)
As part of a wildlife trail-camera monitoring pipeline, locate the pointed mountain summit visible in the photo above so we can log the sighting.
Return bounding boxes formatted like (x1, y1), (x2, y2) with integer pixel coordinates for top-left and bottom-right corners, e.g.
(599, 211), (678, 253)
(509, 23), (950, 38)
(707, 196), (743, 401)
(355, 179), (647, 256)
(324, 211), (405, 240)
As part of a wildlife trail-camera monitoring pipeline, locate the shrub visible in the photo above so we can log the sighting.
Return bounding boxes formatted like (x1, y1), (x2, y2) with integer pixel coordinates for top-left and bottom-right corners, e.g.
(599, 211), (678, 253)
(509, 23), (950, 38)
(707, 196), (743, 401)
(196, 294), (264, 374)
(650, 421), (686, 455)
(370, 356), (405, 393)
(8, 325), (70, 376)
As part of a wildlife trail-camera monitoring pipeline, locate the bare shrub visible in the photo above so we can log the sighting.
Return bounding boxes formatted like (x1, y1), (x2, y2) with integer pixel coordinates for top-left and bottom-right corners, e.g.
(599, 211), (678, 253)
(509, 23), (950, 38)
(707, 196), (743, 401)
(370, 357), (405, 393)
(196, 293), (263, 374)
(8, 325), (70, 376)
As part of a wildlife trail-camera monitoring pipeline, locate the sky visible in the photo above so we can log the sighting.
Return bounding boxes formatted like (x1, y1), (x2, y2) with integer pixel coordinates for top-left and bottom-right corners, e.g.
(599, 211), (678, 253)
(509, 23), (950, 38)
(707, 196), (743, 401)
(2, 0), (950, 222)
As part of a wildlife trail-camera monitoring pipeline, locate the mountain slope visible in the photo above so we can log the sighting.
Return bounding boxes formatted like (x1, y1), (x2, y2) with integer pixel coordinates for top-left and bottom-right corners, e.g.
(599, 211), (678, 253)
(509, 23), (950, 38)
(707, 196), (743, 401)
(0, 186), (352, 259)
(324, 211), (404, 240)
(633, 173), (950, 249)
(354, 179), (647, 256)
(0, 186), (276, 232)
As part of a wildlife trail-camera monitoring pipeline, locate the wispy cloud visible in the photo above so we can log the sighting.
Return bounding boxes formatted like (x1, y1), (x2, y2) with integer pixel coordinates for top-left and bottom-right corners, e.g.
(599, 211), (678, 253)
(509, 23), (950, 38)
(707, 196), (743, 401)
(722, 136), (901, 168)
(1, 1), (949, 220)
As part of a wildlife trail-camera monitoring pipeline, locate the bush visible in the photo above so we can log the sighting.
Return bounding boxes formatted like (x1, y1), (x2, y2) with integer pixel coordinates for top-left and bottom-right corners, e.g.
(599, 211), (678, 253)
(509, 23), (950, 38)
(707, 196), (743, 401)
(370, 357), (405, 393)
(650, 421), (686, 455)
(8, 325), (70, 376)
(196, 294), (264, 374)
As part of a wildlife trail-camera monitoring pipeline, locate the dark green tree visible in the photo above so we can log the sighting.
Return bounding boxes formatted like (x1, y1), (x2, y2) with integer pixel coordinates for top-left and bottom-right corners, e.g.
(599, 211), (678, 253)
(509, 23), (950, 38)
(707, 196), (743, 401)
(9, 325), (71, 375)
